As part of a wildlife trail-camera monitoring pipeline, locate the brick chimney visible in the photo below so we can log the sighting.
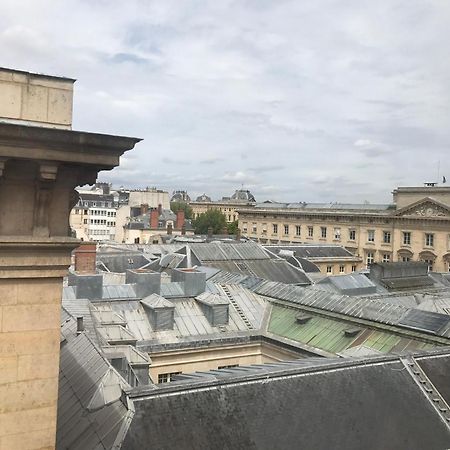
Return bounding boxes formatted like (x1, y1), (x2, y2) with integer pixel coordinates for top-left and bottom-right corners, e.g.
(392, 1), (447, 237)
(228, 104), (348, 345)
(181, 224), (186, 235)
(150, 209), (159, 229)
(74, 242), (97, 274)
(140, 203), (149, 215)
(176, 210), (185, 230)
(158, 203), (162, 215)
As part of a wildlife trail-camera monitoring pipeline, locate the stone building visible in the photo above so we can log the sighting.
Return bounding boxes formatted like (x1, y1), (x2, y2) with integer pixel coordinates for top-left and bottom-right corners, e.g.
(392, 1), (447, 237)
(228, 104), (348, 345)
(237, 184), (450, 272)
(0, 67), (140, 449)
(190, 188), (256, 223)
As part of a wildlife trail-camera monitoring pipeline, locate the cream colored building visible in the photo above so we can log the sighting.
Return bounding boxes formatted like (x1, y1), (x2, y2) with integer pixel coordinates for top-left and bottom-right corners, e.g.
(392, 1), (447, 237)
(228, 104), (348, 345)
(238, 185), (450, 273)
(190, 189), (256, 223)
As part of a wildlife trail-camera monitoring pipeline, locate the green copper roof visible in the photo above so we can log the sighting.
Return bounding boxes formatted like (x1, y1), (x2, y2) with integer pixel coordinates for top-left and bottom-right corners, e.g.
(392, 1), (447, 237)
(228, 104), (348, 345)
(268, 305), (440, 355)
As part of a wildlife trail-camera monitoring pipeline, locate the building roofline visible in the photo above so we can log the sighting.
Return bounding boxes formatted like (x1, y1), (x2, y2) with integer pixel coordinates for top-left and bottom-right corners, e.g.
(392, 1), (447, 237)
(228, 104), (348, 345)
(0, 66), (77, 83)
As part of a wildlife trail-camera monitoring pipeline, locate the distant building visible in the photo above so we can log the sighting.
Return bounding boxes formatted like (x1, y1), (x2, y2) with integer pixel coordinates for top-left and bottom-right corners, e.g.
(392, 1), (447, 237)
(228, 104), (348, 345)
(122, 204), (194, 244)
(171, 190), (191, 203)
(70, 185), (170, 243)
(190, 188), (256, 223)
(238, 184), (450, 273)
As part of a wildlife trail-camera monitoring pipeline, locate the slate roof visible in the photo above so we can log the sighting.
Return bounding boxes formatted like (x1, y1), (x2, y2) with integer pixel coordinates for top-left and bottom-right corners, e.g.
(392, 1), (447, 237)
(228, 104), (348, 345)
(203, 259), (311, 285)
(264, 244), (356, 259)
(57, 317), (132, 450)
(123, 352), (450, 450)
(190, 241), (269, 262)
(316, 273), (377, 295)
(252, 281), (450, 338)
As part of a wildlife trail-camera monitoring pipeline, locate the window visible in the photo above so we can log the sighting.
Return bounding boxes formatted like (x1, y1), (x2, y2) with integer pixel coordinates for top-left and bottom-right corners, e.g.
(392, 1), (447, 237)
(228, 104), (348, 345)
(366, 252), (374, 267)
(243, 222), (248, 233)
(339, 265), (345, 274)
(262, 223), (267, 234)
(321, 227), (327, 238)
(401, 256), (410, 262)
(83, 219), (88, 224)
(295, 225), (301, 236)
(382, 253), (391, 263)
(423, 259), (433, 272)
(326, 265), (333, 274)
(308, 226), (314, 237)
(334, 228), (341, 240)
(158, 372), (182, 383)
(351, 265), (357, 272)
(383, 231), (391, 244)
(252, 223), (257, 234)
(367, 230), (375, 242)
(284, 224), (289, 235)
(349, 229), (356, 241)
(273, 224), (278, 234)
(425, 233), (434, 247)
(403, 232), (411, 245)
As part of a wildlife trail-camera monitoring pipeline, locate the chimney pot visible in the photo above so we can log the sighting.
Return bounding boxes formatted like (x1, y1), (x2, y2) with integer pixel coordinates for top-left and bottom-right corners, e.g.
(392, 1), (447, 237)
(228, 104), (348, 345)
(158, 203), (162, 215)
(176, 210), (185, 230)
(74, 242), (97, 274)
(150, 209), (159, 229)
(167, 223), (173, 235)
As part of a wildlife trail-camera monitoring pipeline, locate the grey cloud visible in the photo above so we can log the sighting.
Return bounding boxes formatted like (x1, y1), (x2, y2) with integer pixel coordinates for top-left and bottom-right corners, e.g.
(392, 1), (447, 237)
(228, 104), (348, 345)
(1, 0), (449, 202)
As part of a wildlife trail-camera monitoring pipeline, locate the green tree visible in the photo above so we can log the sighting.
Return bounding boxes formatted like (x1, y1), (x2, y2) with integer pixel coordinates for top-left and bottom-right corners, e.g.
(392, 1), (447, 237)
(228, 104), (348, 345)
(193, 209), (227, 234)
(170, 201), (193, 219)
(227, 220), (239, 235)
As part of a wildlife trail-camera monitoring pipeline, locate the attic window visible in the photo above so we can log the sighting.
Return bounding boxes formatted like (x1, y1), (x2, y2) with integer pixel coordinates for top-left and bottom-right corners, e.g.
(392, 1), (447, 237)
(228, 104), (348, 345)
(344, 327), (361, 337)
(296, 314), (312, 324)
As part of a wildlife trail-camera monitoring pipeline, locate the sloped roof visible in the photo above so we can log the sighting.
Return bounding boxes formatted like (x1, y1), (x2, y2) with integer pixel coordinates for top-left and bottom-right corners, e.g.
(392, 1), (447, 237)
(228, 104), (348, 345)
(190, 242), (269, 262)
(123, 352), (450, 449)
(264, 244), (355, 259)
(204, 259), (311, 285)
(57, 320), (131, 450)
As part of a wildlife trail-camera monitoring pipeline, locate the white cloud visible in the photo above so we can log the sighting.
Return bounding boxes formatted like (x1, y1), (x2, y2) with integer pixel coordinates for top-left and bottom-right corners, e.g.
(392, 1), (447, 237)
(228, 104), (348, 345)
(0, 0), (449, 202)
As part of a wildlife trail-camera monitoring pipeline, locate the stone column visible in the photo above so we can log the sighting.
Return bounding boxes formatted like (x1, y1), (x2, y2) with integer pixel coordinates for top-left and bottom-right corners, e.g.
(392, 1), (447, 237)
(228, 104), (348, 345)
(0, 123), (140, 449)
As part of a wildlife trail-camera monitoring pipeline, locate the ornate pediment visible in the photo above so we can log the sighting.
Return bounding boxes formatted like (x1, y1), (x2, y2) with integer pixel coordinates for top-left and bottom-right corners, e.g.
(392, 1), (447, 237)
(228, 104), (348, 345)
(395, 198), (450, 218)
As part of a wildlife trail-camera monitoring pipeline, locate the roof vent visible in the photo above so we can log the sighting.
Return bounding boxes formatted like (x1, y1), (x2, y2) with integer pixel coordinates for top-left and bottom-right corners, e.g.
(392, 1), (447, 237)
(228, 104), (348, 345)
(296, 314), (313, 324)
(344, 327), (361, 337)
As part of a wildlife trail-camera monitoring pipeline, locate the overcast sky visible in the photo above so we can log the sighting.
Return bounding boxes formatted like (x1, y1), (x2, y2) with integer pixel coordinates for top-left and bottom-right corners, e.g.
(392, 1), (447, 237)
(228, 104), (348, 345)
(1, 0), (450, 203)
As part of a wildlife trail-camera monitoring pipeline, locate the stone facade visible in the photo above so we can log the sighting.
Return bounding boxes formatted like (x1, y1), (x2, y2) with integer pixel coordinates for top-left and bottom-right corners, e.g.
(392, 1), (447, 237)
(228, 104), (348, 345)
(0, 68), (140, 450)
(238, 186), (450, 273)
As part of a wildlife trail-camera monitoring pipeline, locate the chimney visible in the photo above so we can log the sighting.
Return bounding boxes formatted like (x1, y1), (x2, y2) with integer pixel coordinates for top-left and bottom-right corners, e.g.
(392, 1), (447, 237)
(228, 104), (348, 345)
(171, 268), (206, 296)
(176, 210), (185, 230)
(150, 209), (159, 229)
(126, 269), (161, 297)
(140, 203), (149, 215)
(222, 226), (228, 235)
(167, 223), (173, 235)
(158, 203), (162, 215)
(181, 224), (186, 235)
(207, 226), (213, 238)
(74, 242), (97, 274)
(236, 228), (241, 241)
(76, 316), (84, 334)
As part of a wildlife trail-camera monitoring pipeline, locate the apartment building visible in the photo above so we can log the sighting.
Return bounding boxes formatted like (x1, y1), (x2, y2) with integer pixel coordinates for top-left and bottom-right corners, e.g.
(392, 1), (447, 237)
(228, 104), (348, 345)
(71, 185), (117, 241)
(238, 184), (450, 272)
